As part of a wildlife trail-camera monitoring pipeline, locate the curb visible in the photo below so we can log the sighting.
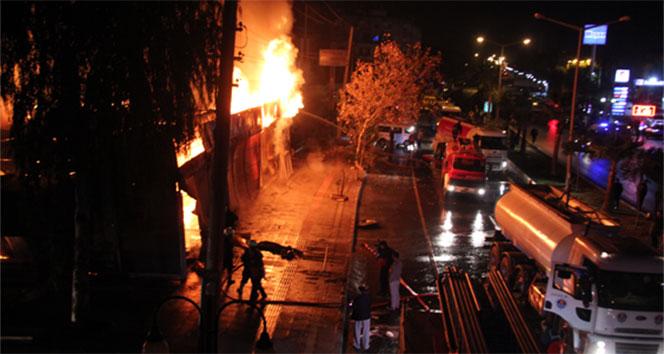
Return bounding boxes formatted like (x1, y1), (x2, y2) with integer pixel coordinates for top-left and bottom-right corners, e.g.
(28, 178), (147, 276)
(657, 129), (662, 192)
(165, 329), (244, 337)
(341, 166), (367, 353)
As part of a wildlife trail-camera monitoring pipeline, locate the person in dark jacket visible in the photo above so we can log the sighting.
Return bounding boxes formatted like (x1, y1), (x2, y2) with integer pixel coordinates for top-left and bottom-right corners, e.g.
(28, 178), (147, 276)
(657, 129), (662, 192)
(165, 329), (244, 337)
(351, 284), (371, 351)
(650, 210), (663, 249)
(452, 120), (462, 141)
(377, 241), (394, 297)
(237, 240), (267, 303)
(221, 208), (239, 285)
(637, 179), (648, 211)
(612, 179), (623, 210)
(530, 128), (539, 144)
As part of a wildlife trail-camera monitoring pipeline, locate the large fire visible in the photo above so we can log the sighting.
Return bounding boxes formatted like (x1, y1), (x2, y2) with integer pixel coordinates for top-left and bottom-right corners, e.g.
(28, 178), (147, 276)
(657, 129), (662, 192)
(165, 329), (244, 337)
(232, 36), (303, 126)
(177, 1), (303, 254)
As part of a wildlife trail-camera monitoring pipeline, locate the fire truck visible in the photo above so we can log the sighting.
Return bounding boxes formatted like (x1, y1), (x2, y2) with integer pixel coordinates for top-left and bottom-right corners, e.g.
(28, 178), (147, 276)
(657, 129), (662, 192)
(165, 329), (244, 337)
(433, 117), (509, 172)
(441, 140), (487, 197)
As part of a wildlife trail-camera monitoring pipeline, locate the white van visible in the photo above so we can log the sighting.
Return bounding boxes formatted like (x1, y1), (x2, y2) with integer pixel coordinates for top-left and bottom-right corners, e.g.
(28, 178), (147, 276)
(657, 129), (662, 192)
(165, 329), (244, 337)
(374, 123), (417, 151)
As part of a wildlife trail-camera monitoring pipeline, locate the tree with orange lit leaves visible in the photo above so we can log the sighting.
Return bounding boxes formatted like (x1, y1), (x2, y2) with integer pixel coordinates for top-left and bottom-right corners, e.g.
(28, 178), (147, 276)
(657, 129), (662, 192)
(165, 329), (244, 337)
(337, 39), (441, 167)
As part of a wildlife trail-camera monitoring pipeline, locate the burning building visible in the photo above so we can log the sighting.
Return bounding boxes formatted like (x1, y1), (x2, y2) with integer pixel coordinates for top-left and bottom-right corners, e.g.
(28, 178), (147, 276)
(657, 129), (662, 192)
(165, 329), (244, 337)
(177, 0), (304, 259)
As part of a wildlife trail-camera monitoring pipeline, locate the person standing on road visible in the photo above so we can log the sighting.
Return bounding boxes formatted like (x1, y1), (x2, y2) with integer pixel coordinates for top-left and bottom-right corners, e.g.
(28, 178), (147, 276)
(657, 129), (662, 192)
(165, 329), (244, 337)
(377, 241), (394, 297)
(637, 179), (649, 212)
(612, 179), (623, 210)
(650, 210), (663, 249)
(452, 120), (462, 141)
(530, 128), (539, 144)
(388, 252), (402, 311)
(351, 284), (371, 352)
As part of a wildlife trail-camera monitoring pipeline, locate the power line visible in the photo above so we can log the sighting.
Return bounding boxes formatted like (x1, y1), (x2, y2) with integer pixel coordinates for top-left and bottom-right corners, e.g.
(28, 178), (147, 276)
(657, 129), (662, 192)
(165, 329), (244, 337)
(244, 26), (274, 46)
(305, 3), (338, 25)
(292, 5), (326, 25)
(321, 0), (350, 27)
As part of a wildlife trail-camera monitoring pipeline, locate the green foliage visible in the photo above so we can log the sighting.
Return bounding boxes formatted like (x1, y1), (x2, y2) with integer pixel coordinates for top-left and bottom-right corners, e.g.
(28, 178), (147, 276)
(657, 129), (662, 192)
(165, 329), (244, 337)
(337, 39), (441, 166)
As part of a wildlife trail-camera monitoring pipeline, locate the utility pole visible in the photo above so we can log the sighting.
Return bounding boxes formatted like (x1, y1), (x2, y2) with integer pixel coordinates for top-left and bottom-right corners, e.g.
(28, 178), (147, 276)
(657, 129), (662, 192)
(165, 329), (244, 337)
(200, 1), (237, 352)
(342, 25), (354, 88)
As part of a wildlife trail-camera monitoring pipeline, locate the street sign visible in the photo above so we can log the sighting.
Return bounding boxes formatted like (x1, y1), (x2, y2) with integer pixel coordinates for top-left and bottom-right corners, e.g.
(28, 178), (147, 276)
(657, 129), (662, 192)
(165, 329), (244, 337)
(632, 105), (656, 117)
(319, 49), (347, 67)
(583, 24), (608, 45)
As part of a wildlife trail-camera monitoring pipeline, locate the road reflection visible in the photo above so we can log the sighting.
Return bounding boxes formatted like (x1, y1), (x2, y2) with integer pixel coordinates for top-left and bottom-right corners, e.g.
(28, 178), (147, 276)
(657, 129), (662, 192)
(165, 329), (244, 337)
(430, 194), (494, 280)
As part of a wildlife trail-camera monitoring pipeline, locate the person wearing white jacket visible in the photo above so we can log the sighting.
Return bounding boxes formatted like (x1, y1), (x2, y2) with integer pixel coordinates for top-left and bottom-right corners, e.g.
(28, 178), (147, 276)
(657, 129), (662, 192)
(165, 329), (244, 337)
(388, 252), (402, 311)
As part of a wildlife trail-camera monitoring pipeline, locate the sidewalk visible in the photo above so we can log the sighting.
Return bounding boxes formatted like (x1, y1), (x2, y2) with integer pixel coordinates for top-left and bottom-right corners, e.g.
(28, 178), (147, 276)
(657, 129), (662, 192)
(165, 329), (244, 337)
(226, 149), (362, 353)
(1, 148), (372, 353)
(149, 148), (366, 353)
(507, 139), (661, 253)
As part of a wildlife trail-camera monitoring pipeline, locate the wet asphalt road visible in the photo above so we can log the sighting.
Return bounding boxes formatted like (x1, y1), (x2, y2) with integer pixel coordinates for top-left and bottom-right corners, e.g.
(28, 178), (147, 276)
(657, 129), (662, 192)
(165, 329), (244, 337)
(356, 155), (507, 352)
(358, 157), (499, 295)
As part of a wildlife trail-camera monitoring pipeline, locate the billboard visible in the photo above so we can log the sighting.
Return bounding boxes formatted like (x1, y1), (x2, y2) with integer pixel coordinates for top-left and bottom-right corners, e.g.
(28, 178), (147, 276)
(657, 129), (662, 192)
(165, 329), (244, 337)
(319, 49), (347, 67)
(583, 24), (607, 45)
(614, 69), (630, 83)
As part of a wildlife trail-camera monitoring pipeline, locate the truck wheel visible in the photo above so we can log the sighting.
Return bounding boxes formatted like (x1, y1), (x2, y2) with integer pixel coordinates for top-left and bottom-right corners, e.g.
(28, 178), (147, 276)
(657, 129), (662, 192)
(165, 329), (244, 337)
(500, 257), (514, 286)
(489, 244), (501, 272)
(513, 269), (531, 296)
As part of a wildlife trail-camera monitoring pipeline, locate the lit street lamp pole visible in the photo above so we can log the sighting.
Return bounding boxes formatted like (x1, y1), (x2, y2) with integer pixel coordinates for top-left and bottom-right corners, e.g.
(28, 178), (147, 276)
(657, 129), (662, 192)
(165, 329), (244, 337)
(534, 13), (630, 198)
(476, 36), (531, 121)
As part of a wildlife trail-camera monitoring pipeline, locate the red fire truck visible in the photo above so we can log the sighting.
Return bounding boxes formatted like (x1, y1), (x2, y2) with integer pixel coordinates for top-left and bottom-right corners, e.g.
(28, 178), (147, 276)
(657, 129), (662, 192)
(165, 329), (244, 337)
(441, 140), (487, 197)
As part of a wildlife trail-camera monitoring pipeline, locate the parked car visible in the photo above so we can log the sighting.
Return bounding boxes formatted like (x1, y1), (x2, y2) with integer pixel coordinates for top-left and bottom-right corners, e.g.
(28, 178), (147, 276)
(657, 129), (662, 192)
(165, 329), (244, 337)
(644, 120), (664, 138)
(374, 123), (417, 151)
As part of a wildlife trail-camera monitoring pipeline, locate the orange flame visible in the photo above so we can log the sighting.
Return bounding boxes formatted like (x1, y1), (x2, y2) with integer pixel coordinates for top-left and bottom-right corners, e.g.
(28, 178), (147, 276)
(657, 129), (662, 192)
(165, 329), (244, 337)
(177, 20), (303, 255)
(232, 36), (303, 127)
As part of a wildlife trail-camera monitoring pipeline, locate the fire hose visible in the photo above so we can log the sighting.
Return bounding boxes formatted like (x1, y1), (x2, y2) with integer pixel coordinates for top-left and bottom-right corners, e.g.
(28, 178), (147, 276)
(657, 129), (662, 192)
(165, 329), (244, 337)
(362, 242), (431, 311)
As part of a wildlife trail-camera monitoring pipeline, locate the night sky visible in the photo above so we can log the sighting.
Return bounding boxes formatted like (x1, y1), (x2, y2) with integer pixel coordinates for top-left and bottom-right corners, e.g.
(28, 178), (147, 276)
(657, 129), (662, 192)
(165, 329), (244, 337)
(335, 1), (663, 79)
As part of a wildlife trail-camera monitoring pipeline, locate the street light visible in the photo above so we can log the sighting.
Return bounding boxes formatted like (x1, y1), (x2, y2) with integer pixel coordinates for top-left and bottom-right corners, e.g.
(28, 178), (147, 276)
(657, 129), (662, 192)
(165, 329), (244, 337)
(534, 13), (630, 197)
(476, 36), (532, 121)
(142, 296), (272, 353)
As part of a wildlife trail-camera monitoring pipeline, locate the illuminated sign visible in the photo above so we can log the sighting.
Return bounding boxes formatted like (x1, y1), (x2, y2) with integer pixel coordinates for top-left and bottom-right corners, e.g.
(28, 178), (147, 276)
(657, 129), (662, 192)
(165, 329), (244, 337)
(635, 78), (664, 86)
(614, 69), (630, 83)
(632, 105), (656, 117)
(583, 24), (608, 45)
(611, 86), (629, 116)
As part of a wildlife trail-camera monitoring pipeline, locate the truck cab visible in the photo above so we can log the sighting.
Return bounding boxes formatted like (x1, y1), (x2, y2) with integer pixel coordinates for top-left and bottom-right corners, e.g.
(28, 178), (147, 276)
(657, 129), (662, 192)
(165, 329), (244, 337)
(544, 234), (663, 354)
(466, 127), (508, 172)
(494, 183), (663, 354)
(441, 141), (487, 197)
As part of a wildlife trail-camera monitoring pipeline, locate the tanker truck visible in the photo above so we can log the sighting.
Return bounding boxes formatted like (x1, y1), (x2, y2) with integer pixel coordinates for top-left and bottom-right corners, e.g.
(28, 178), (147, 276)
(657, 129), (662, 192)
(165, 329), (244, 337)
(492, 183), (663, 354)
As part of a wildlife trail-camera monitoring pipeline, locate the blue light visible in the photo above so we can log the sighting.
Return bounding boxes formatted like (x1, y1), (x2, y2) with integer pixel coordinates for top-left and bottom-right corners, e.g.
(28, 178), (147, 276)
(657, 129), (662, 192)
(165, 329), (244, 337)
(599, 122), (609, 128)
(373, 35), (380, 42)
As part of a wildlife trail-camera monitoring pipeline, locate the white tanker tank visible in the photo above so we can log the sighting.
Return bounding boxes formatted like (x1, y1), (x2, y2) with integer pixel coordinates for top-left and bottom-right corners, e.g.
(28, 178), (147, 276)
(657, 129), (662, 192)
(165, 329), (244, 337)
(491, 183), (663, 354)
(493, 183), (620, 277)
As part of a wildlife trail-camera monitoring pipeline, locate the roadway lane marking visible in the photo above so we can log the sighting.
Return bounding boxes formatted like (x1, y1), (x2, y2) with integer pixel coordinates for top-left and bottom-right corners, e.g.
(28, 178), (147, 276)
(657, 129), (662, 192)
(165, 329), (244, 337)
(410, 166), (440, 280)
